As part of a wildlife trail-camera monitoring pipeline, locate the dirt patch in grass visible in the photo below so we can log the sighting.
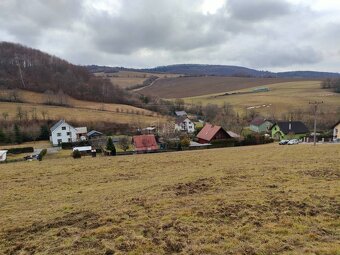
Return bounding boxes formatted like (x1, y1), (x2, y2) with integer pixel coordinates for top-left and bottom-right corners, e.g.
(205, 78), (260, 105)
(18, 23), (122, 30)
(164, 177), (216, 196)
(3, 211), (105, 254)
(302, 168), (340, 180)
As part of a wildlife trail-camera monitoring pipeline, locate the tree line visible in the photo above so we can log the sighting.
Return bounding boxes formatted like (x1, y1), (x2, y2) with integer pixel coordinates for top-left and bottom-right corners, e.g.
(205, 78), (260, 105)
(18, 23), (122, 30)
(321, 78), (340, 93)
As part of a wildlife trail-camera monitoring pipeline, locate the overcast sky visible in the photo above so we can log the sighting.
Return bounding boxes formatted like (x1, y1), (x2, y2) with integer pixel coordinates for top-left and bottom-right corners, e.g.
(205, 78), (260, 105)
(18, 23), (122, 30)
(1, 0), (340, 72)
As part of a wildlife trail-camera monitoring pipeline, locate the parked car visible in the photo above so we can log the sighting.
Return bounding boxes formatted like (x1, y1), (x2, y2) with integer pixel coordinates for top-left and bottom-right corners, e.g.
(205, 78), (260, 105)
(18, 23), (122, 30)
(279, 140), (289, 145)
(288, 139), (299, 145)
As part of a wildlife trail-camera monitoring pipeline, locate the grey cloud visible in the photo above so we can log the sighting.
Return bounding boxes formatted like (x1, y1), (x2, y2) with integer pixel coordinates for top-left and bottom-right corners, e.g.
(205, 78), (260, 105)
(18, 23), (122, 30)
(0, 0), (83, 43)
(88, 0), (227, 54)
(0, 0), (338, 71)
(242, 44), (323, 68)
(227, 0), (292, 21)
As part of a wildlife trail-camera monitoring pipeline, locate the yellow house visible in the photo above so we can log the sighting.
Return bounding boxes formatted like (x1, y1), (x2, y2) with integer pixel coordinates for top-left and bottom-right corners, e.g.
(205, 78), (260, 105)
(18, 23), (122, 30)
(333, 121), (340, 140)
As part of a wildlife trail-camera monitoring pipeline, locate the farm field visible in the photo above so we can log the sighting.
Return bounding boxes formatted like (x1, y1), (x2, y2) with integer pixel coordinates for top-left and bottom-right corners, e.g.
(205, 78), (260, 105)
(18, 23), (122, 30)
(0, 90), (167, 125)
(139, 76), (313, 98)
(183, 80), (340, 116)
(95, 70), (180, 89)
(0, 144), (339, 254)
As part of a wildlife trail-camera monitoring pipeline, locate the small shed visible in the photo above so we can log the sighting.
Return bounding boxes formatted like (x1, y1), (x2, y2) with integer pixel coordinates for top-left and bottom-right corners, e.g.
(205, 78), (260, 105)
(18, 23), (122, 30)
(73, 146), (92, 155)
(87, 130), (103, 139)
(0, 150), (8, 162)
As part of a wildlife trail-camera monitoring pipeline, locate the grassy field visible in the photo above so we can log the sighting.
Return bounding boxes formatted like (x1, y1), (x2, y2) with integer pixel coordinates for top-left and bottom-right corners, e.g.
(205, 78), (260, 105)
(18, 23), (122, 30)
(0, 90), (167, 125)
(139, 76), (312, 98)
(0, 144), (339, 254)
(183, 80), (340, 116)
(95, 71), (180, 89)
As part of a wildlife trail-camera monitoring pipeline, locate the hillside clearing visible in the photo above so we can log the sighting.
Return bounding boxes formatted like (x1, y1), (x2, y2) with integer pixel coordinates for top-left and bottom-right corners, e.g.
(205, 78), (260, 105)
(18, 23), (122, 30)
(0, 90), (167, 125)
(0, 144), (339, 254)
(184, 80), (340, 116)
(139, 76), (314, 98)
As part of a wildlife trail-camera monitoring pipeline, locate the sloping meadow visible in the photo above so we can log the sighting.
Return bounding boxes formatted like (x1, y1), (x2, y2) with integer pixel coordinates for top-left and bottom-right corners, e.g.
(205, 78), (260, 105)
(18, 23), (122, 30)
(0, 144), (339, 254)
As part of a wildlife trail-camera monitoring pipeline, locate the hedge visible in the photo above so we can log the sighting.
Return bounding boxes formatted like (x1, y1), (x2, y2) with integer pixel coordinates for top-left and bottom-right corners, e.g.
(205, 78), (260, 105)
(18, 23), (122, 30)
(61, 141), (90, 149)
(6, 147), (34, 154)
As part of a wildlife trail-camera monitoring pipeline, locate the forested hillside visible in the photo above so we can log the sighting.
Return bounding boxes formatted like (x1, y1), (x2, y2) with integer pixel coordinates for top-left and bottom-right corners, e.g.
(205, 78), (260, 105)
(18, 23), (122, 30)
(0, 42), (139, 105)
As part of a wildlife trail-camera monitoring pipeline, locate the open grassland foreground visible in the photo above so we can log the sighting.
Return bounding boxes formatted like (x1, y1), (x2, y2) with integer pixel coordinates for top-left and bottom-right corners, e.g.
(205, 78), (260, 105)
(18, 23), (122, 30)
(0, 144), (339, 254)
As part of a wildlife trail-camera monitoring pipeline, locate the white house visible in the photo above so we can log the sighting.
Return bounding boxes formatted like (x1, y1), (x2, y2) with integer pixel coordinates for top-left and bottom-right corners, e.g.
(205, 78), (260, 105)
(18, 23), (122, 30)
(0, 150), (8, 162)
(50, 120), (78, 146)
(333, 121), (340, 141)
(175, 117), (195, 133)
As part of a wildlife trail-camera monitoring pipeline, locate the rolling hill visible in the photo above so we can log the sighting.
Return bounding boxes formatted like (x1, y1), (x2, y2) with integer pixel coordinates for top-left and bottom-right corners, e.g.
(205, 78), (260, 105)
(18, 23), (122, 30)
(138, 76), (314, 98)
(87, 64), (340, 79)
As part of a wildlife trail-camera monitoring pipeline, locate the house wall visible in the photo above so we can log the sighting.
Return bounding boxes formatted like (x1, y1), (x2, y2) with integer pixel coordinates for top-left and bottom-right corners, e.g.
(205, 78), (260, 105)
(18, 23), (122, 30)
(0, 151), (7, 162)
(175, 119), (195, 133)
(213, 129), (230, 140)
(51, 123), (77, 146)
(334, 123), (340, 140)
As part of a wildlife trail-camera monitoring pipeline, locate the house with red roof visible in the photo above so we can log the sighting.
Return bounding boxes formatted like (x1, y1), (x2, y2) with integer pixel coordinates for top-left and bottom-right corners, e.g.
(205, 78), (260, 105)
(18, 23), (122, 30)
(197, 123), (235, 144)
(132, 134), (159, 153)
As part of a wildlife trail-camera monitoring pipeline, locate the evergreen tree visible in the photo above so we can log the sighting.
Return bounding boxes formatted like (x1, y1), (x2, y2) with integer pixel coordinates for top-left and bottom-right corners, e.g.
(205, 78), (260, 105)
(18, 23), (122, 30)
(13, 124), (23, 144)
(0, 129), (6, 144)
(39, 125), (50, 140)
(106, 137), (116, 156)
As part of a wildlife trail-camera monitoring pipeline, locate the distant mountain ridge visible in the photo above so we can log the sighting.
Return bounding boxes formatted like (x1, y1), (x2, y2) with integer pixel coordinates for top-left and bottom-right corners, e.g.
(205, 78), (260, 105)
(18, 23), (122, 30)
(88, 64), (340, 79)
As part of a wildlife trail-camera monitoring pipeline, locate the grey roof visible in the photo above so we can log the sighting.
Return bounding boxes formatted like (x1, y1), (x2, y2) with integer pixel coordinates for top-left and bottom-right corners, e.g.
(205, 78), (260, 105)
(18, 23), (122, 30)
(271, 121), (309, 134)
(175, 110), (187, 116)
(175, 116), (190, 125)
(87, 130), (103, 137)
(50, 119), (65, 132)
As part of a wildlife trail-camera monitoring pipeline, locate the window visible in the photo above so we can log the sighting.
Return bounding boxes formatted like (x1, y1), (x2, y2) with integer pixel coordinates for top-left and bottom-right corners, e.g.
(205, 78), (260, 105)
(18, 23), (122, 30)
(67, 132), (71, 136)
(62, 127), (66, 130)
(68, 138), (71, 142)
(57, 139), (62, 144)
(57, 133), (61, 137)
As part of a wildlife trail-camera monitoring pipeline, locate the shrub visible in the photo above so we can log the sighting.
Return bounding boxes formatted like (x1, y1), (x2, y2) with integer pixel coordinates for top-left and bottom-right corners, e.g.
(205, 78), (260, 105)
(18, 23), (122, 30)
(72, 150), (81, 159)
(38, 148), (47, 161)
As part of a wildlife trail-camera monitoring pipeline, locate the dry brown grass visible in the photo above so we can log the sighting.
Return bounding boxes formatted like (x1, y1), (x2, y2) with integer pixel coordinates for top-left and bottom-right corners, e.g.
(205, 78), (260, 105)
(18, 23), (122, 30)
(184, 80), (340, 116)
(139, 76), (313, 98)
(0, 90), (167, 125)
(0, 144), (339, 254)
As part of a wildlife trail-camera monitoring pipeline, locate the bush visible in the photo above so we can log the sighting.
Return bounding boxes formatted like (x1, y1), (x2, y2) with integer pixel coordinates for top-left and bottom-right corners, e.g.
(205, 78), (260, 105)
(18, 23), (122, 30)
(72, 150), (81, 159)
(6, 147), (34, 154)
(38, 148), (47, 161)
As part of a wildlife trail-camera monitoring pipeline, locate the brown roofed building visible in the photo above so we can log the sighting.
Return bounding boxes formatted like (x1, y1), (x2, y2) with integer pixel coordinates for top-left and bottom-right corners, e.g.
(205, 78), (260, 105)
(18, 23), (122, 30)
(133, 134), (159, 153)
(196, 123), (232, 144)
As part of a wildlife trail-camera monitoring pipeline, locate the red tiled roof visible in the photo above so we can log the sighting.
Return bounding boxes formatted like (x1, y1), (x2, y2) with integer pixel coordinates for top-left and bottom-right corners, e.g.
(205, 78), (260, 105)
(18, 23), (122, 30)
(197, 123), (223, 142)
(133, 135), (158, 152)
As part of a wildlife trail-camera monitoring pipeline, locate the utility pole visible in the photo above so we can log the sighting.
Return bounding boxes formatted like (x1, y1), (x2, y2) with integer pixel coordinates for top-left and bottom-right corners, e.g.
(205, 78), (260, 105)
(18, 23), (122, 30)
(309, 101), (323, 146)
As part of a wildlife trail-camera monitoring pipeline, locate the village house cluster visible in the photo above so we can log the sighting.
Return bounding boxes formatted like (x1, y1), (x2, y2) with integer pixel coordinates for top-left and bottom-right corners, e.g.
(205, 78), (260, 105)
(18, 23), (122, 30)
(45, 110), (340, 159)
